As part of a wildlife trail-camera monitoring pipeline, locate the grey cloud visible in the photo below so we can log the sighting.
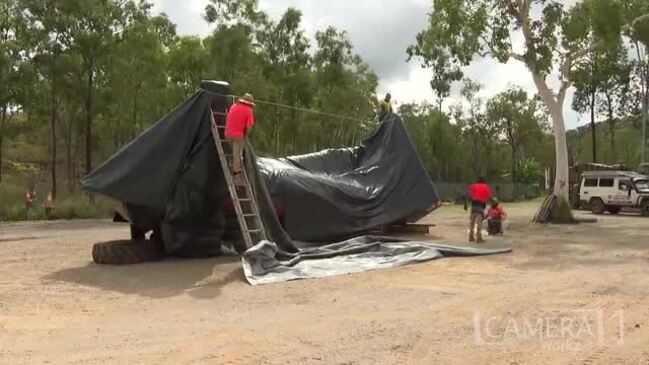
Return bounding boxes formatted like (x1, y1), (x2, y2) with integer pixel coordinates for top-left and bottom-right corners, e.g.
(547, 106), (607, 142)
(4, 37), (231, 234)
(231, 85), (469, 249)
(151, 0), (210, 36)
(266, 0), (429, 83)
(153, 0), (428, 82)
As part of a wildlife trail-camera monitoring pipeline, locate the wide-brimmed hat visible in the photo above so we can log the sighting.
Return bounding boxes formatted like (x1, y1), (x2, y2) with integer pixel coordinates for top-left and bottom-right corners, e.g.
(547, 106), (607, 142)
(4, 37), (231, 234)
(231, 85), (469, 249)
(239, 93), (256, 107)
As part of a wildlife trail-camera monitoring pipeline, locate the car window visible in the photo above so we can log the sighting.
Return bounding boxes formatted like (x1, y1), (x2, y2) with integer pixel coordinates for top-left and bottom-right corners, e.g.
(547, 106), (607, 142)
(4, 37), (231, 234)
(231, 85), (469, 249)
(619, 181), (630, 190)
(584, 178), (598, 187)
(634, 180), (649, 191)
(599, 178), (614, 187)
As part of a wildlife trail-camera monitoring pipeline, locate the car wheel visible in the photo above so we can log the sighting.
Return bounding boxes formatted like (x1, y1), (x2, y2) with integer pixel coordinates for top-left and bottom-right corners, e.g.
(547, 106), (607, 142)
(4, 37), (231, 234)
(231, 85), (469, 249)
(641, 200), (649, 217)
(590, 199), (605, 215)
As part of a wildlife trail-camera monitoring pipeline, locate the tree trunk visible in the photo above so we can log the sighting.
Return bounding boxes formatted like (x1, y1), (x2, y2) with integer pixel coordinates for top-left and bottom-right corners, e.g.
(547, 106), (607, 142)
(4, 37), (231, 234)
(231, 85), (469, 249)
(85, 62), (95, 203)
(605, 92), (616, 162)
(511, 144), (517, 183)
(0, 105), (6, 183)
(635, 40), (648, 163)
(275, 107), (281, 155)
(532, 73), (570, 201)
(549, 109), (570, 199)
(133, 85), (139, 135)
(506, 120), (516, 182)
(66, 109), (74, 194)
(590, 91), (597, 163)
(50, 94), (58, 199)
(85, 64), (94, 176)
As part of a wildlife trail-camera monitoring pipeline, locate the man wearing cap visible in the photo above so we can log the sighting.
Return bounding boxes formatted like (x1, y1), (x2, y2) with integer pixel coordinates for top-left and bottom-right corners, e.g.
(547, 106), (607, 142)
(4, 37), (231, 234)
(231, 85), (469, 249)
(225, 93), (256, 181)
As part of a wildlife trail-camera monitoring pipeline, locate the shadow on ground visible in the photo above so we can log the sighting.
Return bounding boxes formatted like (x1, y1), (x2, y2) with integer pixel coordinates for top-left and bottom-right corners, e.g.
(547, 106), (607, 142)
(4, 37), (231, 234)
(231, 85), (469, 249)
(44, 255), (246, 299)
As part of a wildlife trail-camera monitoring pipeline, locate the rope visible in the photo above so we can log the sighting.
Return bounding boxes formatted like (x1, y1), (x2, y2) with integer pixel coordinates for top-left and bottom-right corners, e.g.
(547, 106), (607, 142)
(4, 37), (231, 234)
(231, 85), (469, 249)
(206, 91), (375, 124)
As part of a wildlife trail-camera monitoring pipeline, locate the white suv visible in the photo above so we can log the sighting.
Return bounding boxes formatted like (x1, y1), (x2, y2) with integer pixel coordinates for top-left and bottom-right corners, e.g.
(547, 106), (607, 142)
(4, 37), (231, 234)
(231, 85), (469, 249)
(579, 171), (649, 216)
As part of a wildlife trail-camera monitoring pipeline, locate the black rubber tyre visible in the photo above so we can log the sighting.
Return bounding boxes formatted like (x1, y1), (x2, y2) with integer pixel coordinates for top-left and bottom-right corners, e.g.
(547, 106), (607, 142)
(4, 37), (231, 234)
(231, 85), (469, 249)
(641, 200), (649, 217)
(606, 206), (621, 215)
(92, 240), (165, 265)
(590, 198), (605, 215)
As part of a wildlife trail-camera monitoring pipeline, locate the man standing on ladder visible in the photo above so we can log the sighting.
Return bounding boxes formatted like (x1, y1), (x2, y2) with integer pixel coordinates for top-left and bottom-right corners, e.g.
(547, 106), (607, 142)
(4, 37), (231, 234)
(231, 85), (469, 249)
(225, 93), (256, 184)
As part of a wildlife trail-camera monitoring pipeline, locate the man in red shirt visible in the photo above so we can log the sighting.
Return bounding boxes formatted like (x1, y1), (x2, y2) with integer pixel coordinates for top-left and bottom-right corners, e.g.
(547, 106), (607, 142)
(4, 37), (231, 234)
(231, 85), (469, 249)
(464, 177), (493, 243)
(225, 93), (256, 180)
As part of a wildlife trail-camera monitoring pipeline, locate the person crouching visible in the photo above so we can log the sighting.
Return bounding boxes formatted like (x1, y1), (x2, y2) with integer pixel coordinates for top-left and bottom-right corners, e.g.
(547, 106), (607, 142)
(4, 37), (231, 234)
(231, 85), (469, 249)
(487, 198), (507, 235)
(225, 93), (256, 185)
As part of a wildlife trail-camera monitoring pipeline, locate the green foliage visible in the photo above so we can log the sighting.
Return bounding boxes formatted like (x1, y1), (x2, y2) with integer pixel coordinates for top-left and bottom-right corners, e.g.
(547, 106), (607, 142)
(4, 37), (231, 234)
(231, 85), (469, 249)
(517, 158), (543, 185)
(399, 82), (552, 184)
(400, 102), (468, 181)
(487, 87), (548, 182)
(568, 117), (644, 167)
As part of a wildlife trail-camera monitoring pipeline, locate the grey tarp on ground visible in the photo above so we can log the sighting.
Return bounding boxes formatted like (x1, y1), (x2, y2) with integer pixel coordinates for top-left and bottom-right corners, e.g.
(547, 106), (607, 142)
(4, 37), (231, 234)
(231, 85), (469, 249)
(82, 84), (512, 284)
(242, 238), (513, 285)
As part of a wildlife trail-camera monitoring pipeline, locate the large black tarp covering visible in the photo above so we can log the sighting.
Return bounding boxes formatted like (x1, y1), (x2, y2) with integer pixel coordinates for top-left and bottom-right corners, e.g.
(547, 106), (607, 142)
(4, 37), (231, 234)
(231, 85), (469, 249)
(82, 88), (511, 284)
(258, 113), (438, 242)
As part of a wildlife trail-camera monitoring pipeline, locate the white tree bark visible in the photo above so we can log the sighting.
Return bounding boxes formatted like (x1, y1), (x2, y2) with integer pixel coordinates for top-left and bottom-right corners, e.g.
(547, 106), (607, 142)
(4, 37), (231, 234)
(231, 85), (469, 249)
(531, 73), (570, 200)
(518, 0), (572, 201)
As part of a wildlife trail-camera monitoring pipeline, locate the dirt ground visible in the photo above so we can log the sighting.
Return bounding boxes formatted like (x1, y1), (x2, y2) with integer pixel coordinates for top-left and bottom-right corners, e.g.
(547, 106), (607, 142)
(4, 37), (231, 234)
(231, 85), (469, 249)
(1, 201), (648, 365)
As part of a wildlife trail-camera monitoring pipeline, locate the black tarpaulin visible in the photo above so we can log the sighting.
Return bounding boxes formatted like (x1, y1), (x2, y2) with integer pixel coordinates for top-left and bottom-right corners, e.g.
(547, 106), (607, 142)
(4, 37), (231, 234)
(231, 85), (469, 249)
(258, 114), (438, 242)
(82, 86), (511, 284)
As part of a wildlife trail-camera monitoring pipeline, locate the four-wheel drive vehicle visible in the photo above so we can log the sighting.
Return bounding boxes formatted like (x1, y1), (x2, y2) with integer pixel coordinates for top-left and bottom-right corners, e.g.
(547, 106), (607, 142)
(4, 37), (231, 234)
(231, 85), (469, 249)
(579, 171), (649, 216)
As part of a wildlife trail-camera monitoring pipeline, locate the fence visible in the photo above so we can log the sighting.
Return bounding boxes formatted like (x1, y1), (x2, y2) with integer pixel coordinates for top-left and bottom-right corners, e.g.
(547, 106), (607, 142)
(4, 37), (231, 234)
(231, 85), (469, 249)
(434, 181), (542, 203)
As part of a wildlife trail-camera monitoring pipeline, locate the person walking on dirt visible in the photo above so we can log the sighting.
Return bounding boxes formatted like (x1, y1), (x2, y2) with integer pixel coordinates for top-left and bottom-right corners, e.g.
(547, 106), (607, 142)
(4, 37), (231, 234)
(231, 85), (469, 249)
(225, 93), (256, 183)
(379, 93), (393, 121)
(464, 177), (493, 243)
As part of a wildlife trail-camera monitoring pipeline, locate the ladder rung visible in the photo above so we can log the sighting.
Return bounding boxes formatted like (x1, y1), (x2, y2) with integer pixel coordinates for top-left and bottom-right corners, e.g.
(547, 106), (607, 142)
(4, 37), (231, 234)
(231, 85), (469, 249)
(243, 214), (258, 217)
(238, 198), (252, 202)
(217, 125), (226, 129)
(247, 230), (262, 234)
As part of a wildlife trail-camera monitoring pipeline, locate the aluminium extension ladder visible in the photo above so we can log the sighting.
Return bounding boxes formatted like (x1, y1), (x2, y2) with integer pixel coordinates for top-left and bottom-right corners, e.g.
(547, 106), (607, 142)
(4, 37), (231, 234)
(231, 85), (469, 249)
(209, 110), (268, 250)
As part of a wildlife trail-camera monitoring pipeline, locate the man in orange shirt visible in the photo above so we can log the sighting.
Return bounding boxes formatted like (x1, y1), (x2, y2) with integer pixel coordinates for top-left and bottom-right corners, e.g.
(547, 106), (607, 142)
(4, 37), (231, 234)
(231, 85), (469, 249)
(464, 177), (493, 243)
(225, 93), (256, 181)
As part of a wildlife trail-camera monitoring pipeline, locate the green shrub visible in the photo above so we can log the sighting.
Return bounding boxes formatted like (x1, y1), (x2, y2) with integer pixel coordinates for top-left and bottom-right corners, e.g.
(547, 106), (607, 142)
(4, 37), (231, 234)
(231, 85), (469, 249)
(26, 206), (47, 221)
(50, 196), (113, 220)
(4, 205), (27, 221)
(0, 195), (114, 222)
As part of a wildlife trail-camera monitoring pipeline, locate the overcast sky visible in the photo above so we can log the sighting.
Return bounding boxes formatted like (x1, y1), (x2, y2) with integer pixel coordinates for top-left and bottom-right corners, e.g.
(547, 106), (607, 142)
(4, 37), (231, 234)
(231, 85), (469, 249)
(150, 0), (585, 128)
